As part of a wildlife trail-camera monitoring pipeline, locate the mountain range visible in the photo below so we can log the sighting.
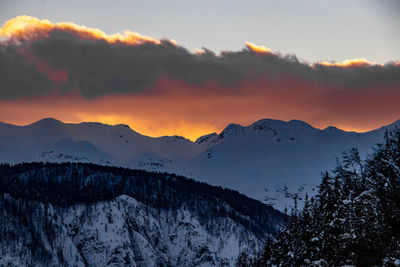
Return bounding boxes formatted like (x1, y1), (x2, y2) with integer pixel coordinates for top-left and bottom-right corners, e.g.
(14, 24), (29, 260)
(1, 118), (399, 210)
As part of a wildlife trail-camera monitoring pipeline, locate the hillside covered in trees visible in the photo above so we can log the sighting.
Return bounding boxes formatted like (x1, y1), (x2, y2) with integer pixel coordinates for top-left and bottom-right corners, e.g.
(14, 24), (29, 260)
(0, 162), (283, 266)
(238, 129), (400, 266)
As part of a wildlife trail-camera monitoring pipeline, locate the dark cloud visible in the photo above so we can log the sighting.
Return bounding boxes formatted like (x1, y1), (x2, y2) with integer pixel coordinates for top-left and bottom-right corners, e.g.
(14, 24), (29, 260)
(0, 45), (54, 99)
(1, 26), (400, 99)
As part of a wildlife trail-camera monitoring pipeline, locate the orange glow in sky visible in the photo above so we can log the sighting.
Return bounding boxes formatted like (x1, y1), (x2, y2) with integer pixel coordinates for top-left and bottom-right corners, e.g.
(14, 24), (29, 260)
(1, 77), (400, 141)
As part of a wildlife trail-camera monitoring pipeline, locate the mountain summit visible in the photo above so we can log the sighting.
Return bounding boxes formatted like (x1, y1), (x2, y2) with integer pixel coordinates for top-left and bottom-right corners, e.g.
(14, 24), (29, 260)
(1, 118), (399, 210)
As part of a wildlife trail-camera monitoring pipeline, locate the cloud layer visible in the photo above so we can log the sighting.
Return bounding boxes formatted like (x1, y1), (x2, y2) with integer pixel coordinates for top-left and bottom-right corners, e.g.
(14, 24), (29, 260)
(1, 15), (400, 139)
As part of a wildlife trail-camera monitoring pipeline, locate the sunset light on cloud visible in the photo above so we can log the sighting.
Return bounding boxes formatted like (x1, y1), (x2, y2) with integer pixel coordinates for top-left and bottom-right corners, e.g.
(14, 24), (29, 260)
(0, 15), (162, 45)
(245, 42), (273, 54)
(0, 15), (400, 141)
(315, 58), (382, 68)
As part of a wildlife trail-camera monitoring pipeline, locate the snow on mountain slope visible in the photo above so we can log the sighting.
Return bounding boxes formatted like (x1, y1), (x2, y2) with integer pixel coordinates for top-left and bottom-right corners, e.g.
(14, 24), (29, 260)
(183, 118), (400, 209)
(0, 163), (282, 266)
(0, 118), (399, 210)
(0, 118), (200, 170)
(0, 194), (263, 267)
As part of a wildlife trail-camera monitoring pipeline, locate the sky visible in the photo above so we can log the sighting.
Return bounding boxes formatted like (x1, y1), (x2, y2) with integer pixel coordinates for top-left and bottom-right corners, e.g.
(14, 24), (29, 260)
(0, 0), (399, 140)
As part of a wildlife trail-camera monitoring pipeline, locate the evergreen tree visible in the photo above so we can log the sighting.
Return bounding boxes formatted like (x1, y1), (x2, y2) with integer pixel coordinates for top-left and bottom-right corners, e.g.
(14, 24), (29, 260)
(249, 128), (400, 266)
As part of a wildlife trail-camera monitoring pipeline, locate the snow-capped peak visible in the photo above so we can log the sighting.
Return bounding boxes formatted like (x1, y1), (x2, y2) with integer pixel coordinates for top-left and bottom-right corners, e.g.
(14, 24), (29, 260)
(323, 126), (343, 132)
(287, 119), (313, 129)
(31, 117), (63, 125)
(195, 132), (218, 145)
(218, 123), (245, 139)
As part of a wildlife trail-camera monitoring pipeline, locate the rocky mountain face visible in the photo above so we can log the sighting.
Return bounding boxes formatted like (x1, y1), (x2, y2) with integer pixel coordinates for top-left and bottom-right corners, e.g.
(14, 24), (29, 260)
(0, 163), (283, 267)
(0, 118), (399, 209)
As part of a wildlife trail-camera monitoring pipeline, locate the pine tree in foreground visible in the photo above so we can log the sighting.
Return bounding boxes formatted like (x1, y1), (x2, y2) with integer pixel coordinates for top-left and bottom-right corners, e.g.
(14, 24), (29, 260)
(248, 128), (400, 266)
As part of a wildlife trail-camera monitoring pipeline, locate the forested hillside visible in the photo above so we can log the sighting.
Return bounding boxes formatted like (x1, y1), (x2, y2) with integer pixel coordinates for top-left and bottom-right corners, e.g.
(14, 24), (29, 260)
(0, 162), (283, 266)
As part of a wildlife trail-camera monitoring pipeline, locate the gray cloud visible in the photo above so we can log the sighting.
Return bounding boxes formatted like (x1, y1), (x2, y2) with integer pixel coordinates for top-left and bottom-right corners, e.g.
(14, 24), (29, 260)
(0, 45), (54, 99)
(1, 28), (399, 99)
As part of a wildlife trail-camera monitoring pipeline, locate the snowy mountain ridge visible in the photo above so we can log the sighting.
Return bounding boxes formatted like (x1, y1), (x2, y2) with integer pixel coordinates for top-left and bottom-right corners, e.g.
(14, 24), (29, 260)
(1, 117), (399, 210)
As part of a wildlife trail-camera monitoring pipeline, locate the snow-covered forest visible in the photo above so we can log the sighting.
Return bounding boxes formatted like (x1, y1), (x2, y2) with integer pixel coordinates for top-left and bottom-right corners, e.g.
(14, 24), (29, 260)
(237, 128), (400, 266)
(0, 162), (283, 266)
